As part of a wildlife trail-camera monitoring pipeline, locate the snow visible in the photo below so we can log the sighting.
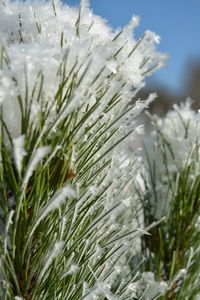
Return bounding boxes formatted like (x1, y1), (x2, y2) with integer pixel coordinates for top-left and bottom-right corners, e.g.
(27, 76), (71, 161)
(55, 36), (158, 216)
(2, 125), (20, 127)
(13, 135), (27, 175)
(22, 145), (51, 189)
(4, 209), (14, 252)
(63, 263), (80, 276)
(0, 1), (169, 298)
(39, 241), (64, 281)
(30, 184), (76, 236)
(140, 99), (200, 218)
(0, 0), (167, 138)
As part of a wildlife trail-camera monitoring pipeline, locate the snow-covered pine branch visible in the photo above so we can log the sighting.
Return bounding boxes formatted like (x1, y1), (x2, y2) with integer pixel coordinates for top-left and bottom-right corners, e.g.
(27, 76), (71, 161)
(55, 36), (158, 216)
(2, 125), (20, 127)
(0, 1), (168, 299)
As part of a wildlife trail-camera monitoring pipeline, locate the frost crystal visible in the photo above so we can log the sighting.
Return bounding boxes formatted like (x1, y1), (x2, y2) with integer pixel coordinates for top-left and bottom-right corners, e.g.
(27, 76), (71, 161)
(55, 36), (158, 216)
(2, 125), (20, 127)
(22, 145), (51, 188)
(0, 1), (167, 299)
(31, 184), (76, 235)
(136, 272), (168, 299)
(140, 99), (200, 218)
(0, 0), (167, 138)
(39, 241), (64, 281)
(64, 263), (79, 276)
(13, 135), (27, 175)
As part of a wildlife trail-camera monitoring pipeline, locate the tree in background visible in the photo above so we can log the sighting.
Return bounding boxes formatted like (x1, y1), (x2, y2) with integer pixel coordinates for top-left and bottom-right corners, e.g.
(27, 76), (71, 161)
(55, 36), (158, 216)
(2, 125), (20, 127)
(184, 58), (200, 109)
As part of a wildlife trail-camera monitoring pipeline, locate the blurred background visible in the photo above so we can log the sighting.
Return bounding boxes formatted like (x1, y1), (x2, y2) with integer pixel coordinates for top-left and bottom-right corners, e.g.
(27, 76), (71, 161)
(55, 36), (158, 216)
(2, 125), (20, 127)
(64, 0), (200, 113)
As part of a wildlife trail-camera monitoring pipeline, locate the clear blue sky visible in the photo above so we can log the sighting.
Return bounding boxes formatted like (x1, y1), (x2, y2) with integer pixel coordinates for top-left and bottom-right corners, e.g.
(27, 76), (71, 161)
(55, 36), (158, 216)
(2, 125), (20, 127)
(63, 0), (200, 93)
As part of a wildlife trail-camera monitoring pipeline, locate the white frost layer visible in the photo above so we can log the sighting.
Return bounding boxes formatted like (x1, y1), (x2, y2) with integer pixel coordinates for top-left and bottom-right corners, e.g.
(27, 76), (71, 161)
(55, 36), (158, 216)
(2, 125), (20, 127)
(140, 99), (200, 219)
(0, 1), (168, 298)
(39, 241), (64, 281)
(30, 184), (76, 235)
(22, 145), (51, 188)
(0, 0), (167, 138)
(13, 135), (27, 175)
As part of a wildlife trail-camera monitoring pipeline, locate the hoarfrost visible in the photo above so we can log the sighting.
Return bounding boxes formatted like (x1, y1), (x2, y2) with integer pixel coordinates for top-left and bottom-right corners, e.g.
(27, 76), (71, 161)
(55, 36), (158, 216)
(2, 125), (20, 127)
(22, 145), (51, 188)
(4, 209), (14, 252)
(138, 272), (168, 299)
(63, 263), (79, 276)
(31, 184), (76, 235)
(0, 1), (168, 298)
(13, 135), (27, 175)
(84, 281), (119, 300)
(0, 0), (167, 137)
(39, 241), (64, 281)
(140, 99), (200, 218)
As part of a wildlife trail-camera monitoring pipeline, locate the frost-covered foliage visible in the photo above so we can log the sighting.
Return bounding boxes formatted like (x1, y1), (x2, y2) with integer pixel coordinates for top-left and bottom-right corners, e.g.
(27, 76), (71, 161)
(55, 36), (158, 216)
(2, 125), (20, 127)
(0, 0), (167, 299)
(141, 100), (200, 219)
(0, 0), (166, 138)
(136, 101), (200, 299)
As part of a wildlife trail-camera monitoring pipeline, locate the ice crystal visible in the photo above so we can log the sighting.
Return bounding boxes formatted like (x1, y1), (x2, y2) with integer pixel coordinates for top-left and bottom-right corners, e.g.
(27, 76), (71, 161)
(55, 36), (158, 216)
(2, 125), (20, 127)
(140, 99), (200, 218)
(22, 145), (51, 189)
(38, 241), (64, 281)
(13, 135), (27, 175)
(30, 184), (76, 236)
(0, 0), (166, 138)
(0, 1), (167, 298)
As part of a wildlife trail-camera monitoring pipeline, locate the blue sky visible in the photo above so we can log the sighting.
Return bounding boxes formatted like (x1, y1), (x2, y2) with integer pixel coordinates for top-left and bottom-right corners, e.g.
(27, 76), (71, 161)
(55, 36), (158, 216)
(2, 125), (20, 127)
(63, 0), (200, 93)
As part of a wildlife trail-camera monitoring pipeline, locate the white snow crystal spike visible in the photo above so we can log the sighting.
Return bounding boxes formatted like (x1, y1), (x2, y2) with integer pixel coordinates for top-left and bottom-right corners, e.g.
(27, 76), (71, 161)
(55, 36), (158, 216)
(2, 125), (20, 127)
(128, 15), (140, 30)
(43, 144), (62, 168)
(5, 209), (14, 235)
(137, 228), (151, 235)
(22, 145), (51, 189)
(80, 0), (90, 8)
(30, 184), (76, 237)
(63, 263), (80, 277)
(39, 241), (64, 281)
(147, 92), (157, 104)
(4, 209), (15, 253)
(13, 135), (27, 175)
